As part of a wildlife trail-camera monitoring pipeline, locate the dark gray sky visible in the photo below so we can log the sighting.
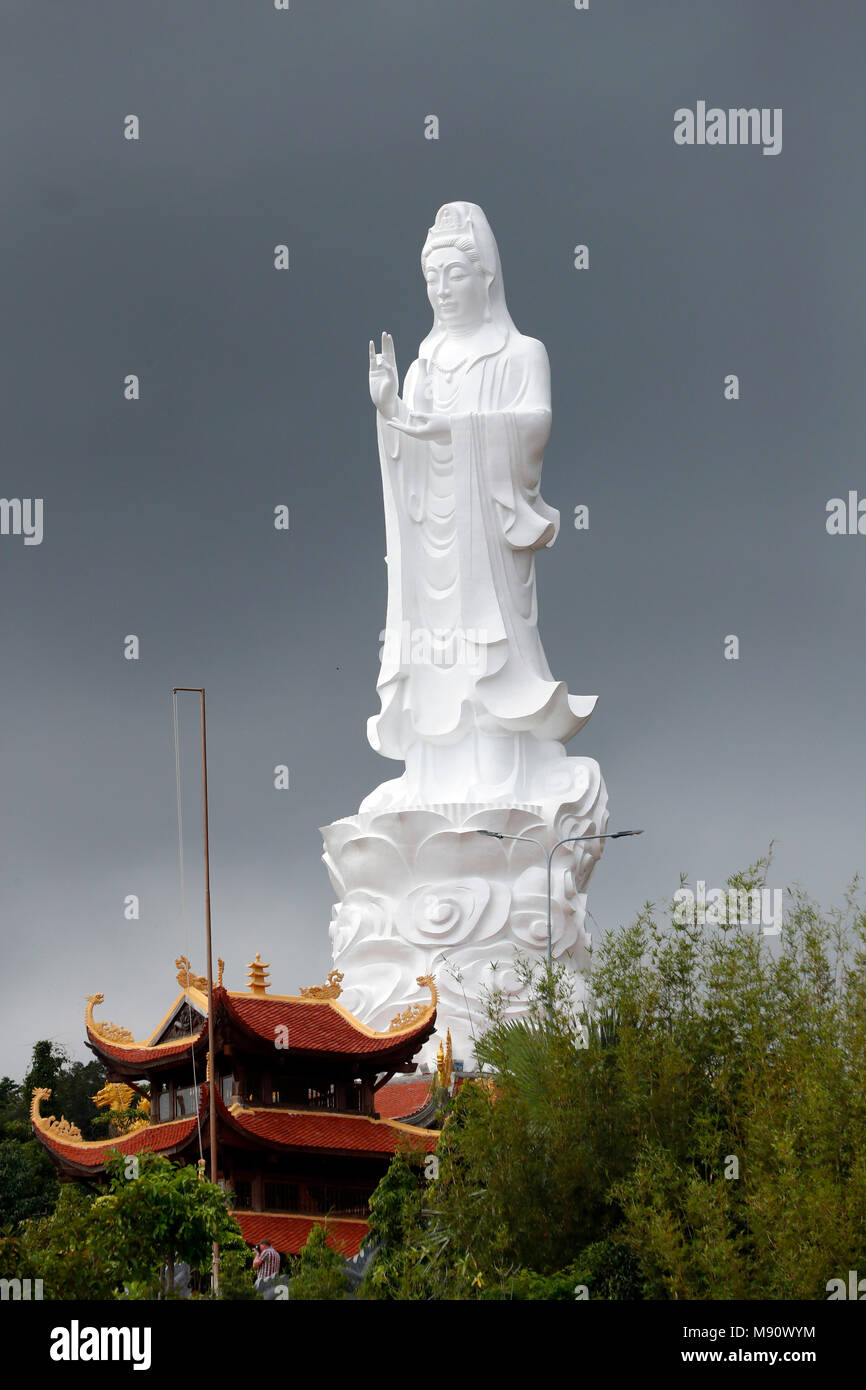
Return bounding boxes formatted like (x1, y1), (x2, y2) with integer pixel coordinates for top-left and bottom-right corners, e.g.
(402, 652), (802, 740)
(2, 1), (864, 1079)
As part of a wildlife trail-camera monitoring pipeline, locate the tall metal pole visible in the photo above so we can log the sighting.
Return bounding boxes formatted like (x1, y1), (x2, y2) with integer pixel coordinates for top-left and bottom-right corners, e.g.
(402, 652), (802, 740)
(174, 686), (219, 1295)
(546, 848), (554, 971)
(199, 690), (217, 1189)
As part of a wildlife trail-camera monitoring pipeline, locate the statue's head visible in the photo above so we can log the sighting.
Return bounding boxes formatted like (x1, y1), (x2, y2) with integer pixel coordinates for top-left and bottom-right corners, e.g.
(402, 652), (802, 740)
(421, 203), (499, 335)
(423, 244), (488, 332)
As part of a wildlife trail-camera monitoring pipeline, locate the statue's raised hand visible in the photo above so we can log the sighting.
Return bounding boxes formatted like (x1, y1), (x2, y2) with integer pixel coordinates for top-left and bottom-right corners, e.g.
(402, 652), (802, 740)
(369, 332), (399, 419)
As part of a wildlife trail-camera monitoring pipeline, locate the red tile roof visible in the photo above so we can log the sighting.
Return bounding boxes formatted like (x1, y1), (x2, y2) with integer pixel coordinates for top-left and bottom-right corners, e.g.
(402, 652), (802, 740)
(374, 1079), (433, 1120)
(33, 1115), (200, 1168)
(85, 1023), (208, 1066)
(221, 990), (435, 1056)
(222, 1100), (437, 1155)
(36, 1081), (436, 1176)
(234, 1211), (367, 1258)
(86, 987), (435, 1067)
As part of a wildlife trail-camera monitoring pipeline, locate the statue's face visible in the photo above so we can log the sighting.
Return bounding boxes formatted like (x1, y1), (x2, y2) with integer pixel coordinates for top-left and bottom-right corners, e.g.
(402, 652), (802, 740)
(424, 247), (487, 332)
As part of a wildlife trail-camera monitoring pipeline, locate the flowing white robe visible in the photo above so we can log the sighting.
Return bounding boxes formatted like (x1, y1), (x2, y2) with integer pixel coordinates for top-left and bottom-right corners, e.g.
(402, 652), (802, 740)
(368, 329), (596, 800)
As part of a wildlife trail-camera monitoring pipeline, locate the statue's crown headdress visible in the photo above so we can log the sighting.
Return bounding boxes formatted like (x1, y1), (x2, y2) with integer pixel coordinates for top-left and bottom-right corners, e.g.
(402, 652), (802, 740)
(428, 203), (472, 238)
(423, 203), (488, 274)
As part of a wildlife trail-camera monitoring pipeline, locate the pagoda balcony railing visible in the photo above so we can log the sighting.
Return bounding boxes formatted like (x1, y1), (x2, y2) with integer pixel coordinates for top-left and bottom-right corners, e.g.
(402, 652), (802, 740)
(253, 1091), (364, 1114)
(155, 1089), (366, 1123)
(155, 1084), (366, 1121)
(232, 1180), (370, 1220)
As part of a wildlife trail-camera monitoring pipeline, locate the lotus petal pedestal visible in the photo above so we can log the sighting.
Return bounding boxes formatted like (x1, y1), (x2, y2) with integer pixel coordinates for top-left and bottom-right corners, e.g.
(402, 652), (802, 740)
(322, 756), (608, 1067)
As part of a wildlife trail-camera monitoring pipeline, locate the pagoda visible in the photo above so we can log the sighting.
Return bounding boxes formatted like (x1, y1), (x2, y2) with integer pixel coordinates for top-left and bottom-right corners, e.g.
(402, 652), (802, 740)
(32, 955), (440, 1257)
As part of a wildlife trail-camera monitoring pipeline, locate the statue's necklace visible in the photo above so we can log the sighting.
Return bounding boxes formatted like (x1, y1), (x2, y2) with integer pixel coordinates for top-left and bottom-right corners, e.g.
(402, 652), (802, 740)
(431, 354), (467, 381)
(425, 355), (466, 411)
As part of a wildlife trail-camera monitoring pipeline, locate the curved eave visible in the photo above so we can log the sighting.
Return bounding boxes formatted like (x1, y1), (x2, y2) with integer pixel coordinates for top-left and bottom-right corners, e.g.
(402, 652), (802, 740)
(218, 987), (437, 1062)
(82, 984), (436, 1070)
(85, 1022), (209, 1071)
(33, 1113), (201, 1174)
(216, 1093), (438, 1157)
(84, 987), (209, 1071)
(373, 1079), (436, 1123)
(382, 1096), (438, 1127)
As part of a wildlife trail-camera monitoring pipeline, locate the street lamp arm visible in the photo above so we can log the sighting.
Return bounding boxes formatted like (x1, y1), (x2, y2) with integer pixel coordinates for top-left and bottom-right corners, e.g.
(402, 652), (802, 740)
(476, 828), (547, 855)
(551, 829), (644, 854)
(475, 827), (643, 971)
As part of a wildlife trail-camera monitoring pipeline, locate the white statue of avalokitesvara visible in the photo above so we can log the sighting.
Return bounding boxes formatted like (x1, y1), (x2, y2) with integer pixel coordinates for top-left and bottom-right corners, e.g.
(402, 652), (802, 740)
(321, 202), (609, 1066)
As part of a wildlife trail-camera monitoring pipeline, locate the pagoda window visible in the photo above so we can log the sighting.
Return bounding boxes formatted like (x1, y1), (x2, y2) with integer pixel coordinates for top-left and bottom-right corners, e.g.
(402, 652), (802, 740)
(155, 1084), (171, 1123)
(306, 1083), (336, 1111)
(335, 1191), (370, 1218)
(174, 1084), (200, 1118)
(302, 1183), (342, 1214)
(232, 1180), (252, 1210)
(263, 1181), (300, 1212)
(220, 1073), (233, 1106)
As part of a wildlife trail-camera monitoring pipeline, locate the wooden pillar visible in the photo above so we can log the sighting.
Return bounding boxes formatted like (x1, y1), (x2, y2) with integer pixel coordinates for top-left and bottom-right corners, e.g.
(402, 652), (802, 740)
(252, 1172), (264, 1212)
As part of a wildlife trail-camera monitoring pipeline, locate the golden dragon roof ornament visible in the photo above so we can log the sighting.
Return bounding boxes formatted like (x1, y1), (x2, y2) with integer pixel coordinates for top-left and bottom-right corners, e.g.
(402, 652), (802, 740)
(175, 955), (208, 992)
(31, 1088), (83, 1144)
(92, 1081), (138, 1111)
(85, 993), (136, 1045)
(300, 969), (344, 1000)
(388, 975), (438, 1032)
(91, 1083), (150, 1135)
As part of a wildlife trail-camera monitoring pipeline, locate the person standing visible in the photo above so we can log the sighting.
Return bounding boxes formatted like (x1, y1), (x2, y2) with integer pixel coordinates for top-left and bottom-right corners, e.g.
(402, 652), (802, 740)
(253, 1238), (281, 1298)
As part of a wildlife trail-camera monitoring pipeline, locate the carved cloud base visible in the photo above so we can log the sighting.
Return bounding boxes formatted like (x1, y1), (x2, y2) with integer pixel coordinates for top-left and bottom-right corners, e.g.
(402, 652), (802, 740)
(321, 756), (608, 1069)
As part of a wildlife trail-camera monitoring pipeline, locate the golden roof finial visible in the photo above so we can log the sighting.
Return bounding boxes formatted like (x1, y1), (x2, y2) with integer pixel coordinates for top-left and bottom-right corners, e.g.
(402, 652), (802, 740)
(445, 1028), (453, 1079)
(436, 1039), (447, 1088)
(217, 958), (225, 989)
(246, 953), (271, 996)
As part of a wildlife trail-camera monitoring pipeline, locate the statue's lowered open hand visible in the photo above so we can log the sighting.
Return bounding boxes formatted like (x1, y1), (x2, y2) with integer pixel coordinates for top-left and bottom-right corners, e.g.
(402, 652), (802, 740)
(388, 412), (452, 444)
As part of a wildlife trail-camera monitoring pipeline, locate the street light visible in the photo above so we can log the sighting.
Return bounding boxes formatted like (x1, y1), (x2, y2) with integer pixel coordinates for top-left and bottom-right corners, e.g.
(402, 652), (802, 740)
(476, 828), (644, 967)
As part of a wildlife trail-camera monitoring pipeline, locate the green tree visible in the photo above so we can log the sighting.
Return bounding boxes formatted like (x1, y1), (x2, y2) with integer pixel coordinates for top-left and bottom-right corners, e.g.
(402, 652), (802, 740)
(421, 959), (623, 1289)
(100, 1152), (241, 1297)
(23, 1041), (66, 1098)
(291, 1223), (350, 1300)
(19, 1154), (242, 1299)
(20, 1184), (121, 1300)
(0, 1139), (58, 1228)
(605, 870), (866, 1298)
(218, 1235), (260, 1300)
(0, 1078), (27, 1143)
(361, 1150), (437, 1299)
(362, 859), (866, 1300)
